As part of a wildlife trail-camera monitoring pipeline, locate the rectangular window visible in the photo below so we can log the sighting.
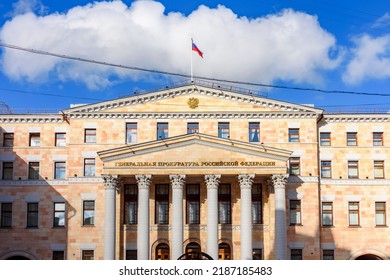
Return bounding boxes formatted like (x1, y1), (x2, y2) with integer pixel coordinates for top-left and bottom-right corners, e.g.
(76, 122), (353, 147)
(53, 202), (65, 227)
(157, 123), (168, 140)
(124, 184), (138, 224)
(347, 132), (357, 146)
(289, 157), (300, 175)
(27, 202), (39, 228)
(288, 128), (299, 142)
(348, 161), (359, 179)
(126, 250), (137, 260)
(55, 133), (66, 147)
(290, 200), (301, 225)
(375, 202), (386, 226)
(373, 132), (383, 146)
(348, 202), (360, 226)
(218, 122), (230, 139)
(83, 201), (95, 226)
(374, 161), (385, 179)
(320, 132), (331, 146)
(218, 184), (231, 224)
(323, 250), (334, 260)
(155, 184), (169, 224)
(82, 250), (94, 260)
(252, 183), (262, 224)
(3, 133), (14, 147)
(2, 162), (13, 180)
(52, 251), (65, 260)
(249, 122), (260, 142)
(126, 123), (137, 143)
(29, 133), (40, 147)
(320, 161), (332, 178)
(253, 249), (263, 260)
(187, 122), (199, 134)
(1, 203), (12, 228)
(54, 162), (66, 179)
(84, 129), (96, 143)
(186, 184), (200, 224)
(291, 249), (303, 260)
(322, 202), (333, 226)
(84, 158), (96, 177)
(28, 162), (40, 179)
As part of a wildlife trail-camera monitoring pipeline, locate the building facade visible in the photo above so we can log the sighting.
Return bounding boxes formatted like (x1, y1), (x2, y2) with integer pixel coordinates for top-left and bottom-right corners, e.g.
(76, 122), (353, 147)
(0, 82), (389, 260)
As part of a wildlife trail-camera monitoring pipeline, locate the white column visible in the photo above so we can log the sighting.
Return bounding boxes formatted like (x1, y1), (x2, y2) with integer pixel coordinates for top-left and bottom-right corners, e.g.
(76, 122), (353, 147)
(270, 174), (289, 260)
(136, 174), (152, 260)
(170, 174), (186, 260)
(102, 174), (119, 260)
(205, 174), (221, 260)
(238, 174), (255, 260)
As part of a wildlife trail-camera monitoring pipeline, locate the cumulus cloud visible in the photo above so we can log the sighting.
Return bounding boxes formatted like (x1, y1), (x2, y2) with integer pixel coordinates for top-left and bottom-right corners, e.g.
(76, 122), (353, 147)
(0, 0), (341, 89)
(343, 34), (390, 84)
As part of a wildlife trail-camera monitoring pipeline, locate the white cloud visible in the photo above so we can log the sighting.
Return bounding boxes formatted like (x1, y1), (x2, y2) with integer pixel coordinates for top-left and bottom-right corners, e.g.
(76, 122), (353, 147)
(343, 34), (390, 84)
(10, 0), (48, 16)
(372, 13), (390, 29)
(0, 0), (341, 89)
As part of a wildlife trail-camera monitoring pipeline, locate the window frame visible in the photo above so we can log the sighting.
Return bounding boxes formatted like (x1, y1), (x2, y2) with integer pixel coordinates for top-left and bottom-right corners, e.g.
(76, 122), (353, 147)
(0, 202), (12, 228)
(218, 184), (231, 224)
(291, 249), (303, 260)
(347, 132), (357, 146)
(84, 158), (96, 177)
(54, 162), (66, 179)
(252, 183), (262, 224)
(27, 202), (39, 228)
(373, 132), (383, 146)
(218, 122), (230, 139)
(52, 250), (65, 260)
(321, 202), (333, 226)
(288, 128), (300, 143)
(347, 161), (359, 179)
(81, 250), (94, 260)
(374, 160), (385, 179)
(3, 133), (14, 147)
(320, 161), (332, 178)
(323, 250), (334, 260)
(187, 122), (199, 134)
(55, 133), (66, 147)
(53, 202), (66, 228)
(126, 123), (138, 144)
(124, 184), (138, 225)
(252, 248), (263, 260)
(157, 123), (169, 140)
(289, 157), (300, 176)
(2, 162), (13, 180)
(82, 200), (95, 226)
(186, 184), (200, 224)
(29, 133), (41, 147)
(289, 200), (302, 225)
(28, 162), (40, 180)
(248, 122), (260, 142)
(84, 129), (96, 143)
(319, 132), (331, 146)
(155, 184), (169, 225)
(348, 201), (360, 226)
(375, 202), (386, 226)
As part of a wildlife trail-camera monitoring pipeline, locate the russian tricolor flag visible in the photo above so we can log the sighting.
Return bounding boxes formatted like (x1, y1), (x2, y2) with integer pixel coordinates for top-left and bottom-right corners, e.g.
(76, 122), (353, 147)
(192, 40), (203, 58)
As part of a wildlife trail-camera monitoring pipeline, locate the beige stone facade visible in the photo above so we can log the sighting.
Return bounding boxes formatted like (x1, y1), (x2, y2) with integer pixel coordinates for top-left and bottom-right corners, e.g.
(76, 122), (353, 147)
(0, 83), (389, 260)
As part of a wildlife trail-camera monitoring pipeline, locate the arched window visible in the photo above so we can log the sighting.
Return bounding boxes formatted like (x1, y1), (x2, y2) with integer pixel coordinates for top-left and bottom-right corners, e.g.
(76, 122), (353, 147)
(218, 243), (231, 260)
(155, 243), (170, 260)
(186, 242), (201, 254)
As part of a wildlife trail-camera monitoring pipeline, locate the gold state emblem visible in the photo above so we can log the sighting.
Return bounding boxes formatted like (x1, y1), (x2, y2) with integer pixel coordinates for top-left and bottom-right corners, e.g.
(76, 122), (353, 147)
(187, 97), (199, 109)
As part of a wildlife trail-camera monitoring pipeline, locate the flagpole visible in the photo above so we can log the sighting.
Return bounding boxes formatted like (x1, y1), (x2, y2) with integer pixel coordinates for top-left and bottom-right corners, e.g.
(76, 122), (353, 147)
(190, 38), (194, 82)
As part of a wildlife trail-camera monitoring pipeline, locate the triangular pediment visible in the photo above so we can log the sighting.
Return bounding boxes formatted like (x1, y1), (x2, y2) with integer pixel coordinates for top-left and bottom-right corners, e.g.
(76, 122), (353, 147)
(63, 83), (323, 116)
(98, 133), (292, 175)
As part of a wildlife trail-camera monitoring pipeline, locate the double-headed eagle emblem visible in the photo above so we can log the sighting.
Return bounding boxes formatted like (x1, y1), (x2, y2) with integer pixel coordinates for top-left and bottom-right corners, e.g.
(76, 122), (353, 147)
(187, 97), (199, 109)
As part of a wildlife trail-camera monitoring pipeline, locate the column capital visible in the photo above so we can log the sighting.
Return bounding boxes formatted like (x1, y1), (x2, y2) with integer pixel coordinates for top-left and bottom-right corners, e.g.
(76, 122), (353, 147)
(238, 174), (255, 189)
(169, 174), (186, 190)
(102, 174), (120, 191)
(268, 174), (289, 192)
(135, 174), (152, 190)
(204, 174), (221, 189)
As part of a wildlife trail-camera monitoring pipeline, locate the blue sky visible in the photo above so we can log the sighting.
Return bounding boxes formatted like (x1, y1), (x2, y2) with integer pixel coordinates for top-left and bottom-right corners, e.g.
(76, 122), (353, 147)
(0, 0), (389, 112)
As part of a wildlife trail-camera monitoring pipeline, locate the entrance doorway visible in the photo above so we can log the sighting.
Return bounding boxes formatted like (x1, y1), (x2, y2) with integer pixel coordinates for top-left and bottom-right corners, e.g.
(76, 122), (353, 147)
(218, 243), (231, 260)
(355, 254), (382, 260)
(155, 243), (170, 260)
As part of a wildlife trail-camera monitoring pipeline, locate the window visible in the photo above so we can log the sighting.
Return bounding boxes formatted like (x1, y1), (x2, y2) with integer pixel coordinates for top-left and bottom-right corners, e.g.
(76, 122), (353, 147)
(348, 161), (359, 179)
(323, 250), (334, 260)
(320, 161), (332, 178)
(28, 162), (40, 179)
(289, 157), (300, 175)
(52, 251), (65, 260)
(84, 129), (96, 143)
(155, 184), (169, 224)
(291, 249), (302, 260)
(290, 200), (301, 225)
(54, 162), (66, 179)
(53, 202), (65, 227)
(322, 202), (333, 226)
(126, 250), (137, 260)
(1, 203), (12, 228)
(348, 202), (359, 226)
(374, 161), (385, 179)
(218, 184), (231, 224)
(375, 202), (386, 226)
(84, 158), (96, 177)
(186, 184), (200, 224)
(124, 184), (137, 224)
(253, 249), (263, 260)
(3, 133), (14, 147)
(320, 132), (331, 146)
(187, 122), (199, 134)
(373, 132), (383, 146)
(288, 128), (299, 142)
(83, 201), (95, 226)
(2, 162), (13, 180)
(126, 123), (137, 143)
(249, 122), (260, 142)
(218, 122), (230, 139)
(29, 133), (40, 147)
(252, 183), (262, 224)
(157, 123), (168, 140)
(55, 133), (66, 147)
(27, 202), (39, 227)
(82, 250), (94, 260)
(347, 132), (357, 146)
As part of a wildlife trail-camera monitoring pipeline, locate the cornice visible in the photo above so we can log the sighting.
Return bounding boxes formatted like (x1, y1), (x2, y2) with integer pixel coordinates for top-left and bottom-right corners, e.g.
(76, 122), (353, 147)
(321, 179), (390, 185)
(323, 114), (390, 123)
(288, 176), (319, 183)
(0, 180), (68, 186)
(0, 115), (64, 123)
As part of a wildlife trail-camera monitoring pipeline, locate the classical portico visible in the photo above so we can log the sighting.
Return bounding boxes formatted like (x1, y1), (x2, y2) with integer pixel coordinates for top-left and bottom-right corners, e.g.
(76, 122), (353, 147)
(98, 133), (292, 260)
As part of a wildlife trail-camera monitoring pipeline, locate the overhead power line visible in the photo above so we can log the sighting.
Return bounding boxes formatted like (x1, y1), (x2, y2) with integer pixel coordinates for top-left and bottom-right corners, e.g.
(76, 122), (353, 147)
(1, 42), (390, 97)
